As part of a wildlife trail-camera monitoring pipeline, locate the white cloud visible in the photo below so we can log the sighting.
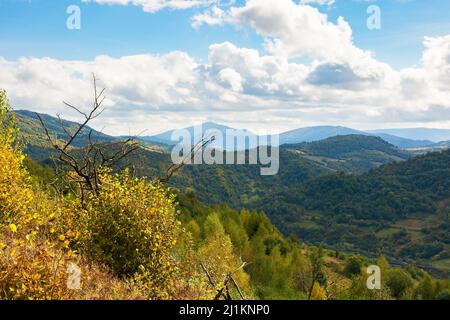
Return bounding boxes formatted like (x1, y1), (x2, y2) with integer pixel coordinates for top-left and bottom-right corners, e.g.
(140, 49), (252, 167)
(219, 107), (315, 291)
(300, 0), (335, 6)
(422, 35), (450, 89)
(192, 0), (396, 92)
(217, 68), (244, 92)
(193, 1), (346, 57)
(191, 5), (227, 29)
(0, 52), (204, 134)
(2, 1), (450, 134)
(82, 0), (225, 13)
(3, 34), (450, 135)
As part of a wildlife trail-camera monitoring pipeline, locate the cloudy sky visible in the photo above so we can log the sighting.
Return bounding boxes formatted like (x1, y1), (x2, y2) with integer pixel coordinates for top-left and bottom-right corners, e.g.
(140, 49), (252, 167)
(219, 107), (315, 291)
(0, 0), (450, 135)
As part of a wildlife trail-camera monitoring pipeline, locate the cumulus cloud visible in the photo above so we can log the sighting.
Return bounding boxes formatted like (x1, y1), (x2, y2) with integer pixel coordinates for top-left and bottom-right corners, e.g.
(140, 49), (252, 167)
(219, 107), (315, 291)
(1, 1), (450, 134)
(0, 52), (206, 134)
(307, 63), (371, 89)
(217, 68), (244, 92)
(192, 0), (395, 85)
(194, 0), (350, 59)
(422, 35), (450, 89)
(206, 42), (310, 97)
(3, 34), (450, 134)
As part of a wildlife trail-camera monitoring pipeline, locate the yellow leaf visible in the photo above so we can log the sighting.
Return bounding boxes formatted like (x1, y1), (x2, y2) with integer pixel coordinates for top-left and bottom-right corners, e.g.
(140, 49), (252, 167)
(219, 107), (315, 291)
(9, 224), (17, 233)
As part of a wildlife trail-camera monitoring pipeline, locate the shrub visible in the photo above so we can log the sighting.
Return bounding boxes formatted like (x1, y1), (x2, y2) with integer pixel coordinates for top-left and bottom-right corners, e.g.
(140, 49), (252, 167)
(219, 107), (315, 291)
(0, 90), (33, 226)
(343, 256), (363, 277)
(80, 170), (183, 299)
(0, 91), (149, 300)
(436, 289), (450, 300)
(386, 269), (413, 299)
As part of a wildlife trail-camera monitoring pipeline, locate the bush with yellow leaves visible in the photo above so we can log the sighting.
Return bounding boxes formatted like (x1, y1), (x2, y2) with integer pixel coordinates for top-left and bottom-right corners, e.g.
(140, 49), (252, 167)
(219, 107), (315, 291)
(0, 90), (69, 299)
(0, 91), (148, 300)
(0, 90), (33, 227)
(0, 89), (235, 300)
(77, 169), (184, 299)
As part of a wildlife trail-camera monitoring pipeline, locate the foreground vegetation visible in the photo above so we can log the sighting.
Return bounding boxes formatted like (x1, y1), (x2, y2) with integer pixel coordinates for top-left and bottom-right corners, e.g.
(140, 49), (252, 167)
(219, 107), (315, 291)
(1, 89), (449, 300)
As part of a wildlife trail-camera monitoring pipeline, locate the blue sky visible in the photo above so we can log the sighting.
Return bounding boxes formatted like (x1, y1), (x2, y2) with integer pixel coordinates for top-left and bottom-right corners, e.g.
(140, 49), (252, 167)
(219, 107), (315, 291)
(1, 0), (450, 134)
(1, 0), (449, 68)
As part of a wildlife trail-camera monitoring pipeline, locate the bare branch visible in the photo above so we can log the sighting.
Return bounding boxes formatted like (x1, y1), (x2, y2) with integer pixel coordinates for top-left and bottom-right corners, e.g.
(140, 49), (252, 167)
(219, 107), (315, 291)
(229, 275), (245, 300)
(159, 134), (216, 183)
(36, 73), (137, 206)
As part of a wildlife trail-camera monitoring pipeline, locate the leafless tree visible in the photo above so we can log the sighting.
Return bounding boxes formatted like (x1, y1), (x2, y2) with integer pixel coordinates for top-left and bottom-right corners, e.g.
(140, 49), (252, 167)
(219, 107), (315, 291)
(37, 74), (139, 204)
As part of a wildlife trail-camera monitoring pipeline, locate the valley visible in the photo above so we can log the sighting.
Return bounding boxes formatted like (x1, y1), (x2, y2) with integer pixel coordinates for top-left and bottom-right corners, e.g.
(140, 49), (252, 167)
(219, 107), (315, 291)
(16, 110), (450, 277)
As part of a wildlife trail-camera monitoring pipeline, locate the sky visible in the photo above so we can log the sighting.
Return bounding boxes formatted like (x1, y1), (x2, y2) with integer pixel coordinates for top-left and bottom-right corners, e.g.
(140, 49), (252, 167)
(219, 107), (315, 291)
(0, 0), (450, 135)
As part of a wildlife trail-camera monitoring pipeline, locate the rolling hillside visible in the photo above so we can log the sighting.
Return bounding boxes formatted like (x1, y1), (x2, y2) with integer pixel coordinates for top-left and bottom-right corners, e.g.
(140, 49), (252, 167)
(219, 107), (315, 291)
(283, 135), (410, 173)
(114, 134), (412, 206)
(16, 110), (449, 274)
(14, 110), (115, 161)
(259, 149), (450, 275)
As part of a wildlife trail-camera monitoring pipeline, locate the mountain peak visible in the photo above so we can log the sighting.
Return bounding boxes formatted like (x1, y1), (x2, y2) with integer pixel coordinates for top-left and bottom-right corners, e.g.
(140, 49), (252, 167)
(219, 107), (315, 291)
(280, 125), (368, 144)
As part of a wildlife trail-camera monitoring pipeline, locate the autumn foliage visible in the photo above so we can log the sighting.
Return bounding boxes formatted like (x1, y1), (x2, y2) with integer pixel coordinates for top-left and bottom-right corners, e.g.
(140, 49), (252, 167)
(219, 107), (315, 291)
(0, 90), (207, 299)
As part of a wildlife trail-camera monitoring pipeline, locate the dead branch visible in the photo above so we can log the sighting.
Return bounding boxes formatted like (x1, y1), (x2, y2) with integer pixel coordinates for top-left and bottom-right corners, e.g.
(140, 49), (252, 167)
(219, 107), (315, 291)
(159, 134), (216, 183)
(229, 274), (245, 300)
(200, 261), (247, 301)
(37, 73), (138, 204)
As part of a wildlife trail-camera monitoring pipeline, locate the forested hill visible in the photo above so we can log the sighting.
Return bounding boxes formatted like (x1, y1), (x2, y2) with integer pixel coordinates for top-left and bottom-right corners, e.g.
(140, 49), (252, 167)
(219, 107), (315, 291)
(286, 135), (408, 159)
(115, 135), (410, 208)
(114, 144), (331, 208)
(15, 110), (115, 146)
(260, 149), (450, 272)
(14, 110), (115, 161)
(284, 135), (409, 173)
(295, 149), (450, 218)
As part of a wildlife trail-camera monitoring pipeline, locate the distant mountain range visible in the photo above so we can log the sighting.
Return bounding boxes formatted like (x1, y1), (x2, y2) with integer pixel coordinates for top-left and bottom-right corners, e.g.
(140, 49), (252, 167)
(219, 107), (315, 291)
(368, 128), (450, 143)
(142, 122), (444, 151)
(371, 133), (434, 149)
(140, 121), (260, 150)
(279, 126), (436, 149)
(15, 110), (450, 156)
(279, 125), (367, 144)
(15, 110), (450, 154)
